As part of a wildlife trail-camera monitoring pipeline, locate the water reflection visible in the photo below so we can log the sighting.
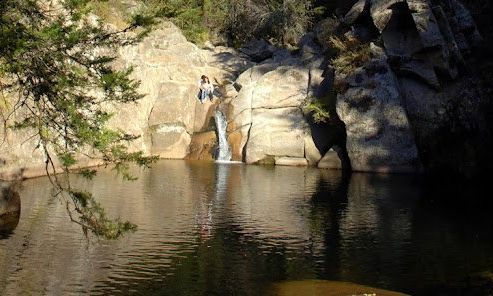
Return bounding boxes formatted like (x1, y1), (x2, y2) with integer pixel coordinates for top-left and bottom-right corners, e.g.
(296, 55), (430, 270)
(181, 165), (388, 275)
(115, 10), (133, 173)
(0, 161), (492, 295)
(0, 184), (21, 238)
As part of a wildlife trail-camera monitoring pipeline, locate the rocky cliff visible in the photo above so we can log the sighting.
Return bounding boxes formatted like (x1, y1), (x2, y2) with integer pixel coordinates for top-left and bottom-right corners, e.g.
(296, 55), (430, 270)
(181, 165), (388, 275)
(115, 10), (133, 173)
(1, 0), (490, 179)
(329, 0), (488, 176)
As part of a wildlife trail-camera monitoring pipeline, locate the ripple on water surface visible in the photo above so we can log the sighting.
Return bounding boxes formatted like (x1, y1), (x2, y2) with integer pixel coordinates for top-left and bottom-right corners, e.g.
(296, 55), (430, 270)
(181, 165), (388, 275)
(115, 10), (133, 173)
(1, 161), (493, 295)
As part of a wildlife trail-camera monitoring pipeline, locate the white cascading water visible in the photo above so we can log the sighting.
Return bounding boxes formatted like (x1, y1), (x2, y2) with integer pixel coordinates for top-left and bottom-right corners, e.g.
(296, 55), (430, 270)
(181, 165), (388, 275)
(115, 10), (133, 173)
(214, 110), (232, 161)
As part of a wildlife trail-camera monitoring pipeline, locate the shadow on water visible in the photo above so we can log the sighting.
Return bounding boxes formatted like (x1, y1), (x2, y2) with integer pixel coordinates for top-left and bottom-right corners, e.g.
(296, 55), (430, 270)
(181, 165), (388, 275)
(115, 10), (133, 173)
(0, 184), (21, 239)
(1, 161), (493, 295)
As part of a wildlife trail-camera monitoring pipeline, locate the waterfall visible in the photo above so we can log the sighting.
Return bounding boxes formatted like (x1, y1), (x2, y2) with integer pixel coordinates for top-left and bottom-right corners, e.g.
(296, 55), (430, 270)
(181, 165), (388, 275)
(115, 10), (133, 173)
(214, 110), (232, 161)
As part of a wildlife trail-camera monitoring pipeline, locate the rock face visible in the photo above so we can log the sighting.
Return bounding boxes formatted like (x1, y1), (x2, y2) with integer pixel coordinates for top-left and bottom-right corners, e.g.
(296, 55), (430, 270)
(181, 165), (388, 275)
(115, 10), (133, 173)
(0, 20), (327, 177)
(336, 46), (420, 173)
(0, 22), (253, 179)
(228, 43), (324, 165)
(117, 22), (252, 160)
(330, 0), (485, 174)
(0, 0), (487, 177)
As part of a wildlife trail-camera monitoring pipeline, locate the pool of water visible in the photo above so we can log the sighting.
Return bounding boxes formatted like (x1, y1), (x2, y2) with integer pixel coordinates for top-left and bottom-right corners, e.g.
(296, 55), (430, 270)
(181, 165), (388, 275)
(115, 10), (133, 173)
(1, 160), (492, 295)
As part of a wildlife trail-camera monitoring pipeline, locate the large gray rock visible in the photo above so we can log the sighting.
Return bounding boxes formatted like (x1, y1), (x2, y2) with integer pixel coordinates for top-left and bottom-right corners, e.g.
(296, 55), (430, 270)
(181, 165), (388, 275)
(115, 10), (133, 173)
(220, 40), (323, 165)
(336, 48), (420, 173)
(370, 0), (406, 32)
(408, 0), (445, 48)
(344, 0), (369, 25)
(239, 39), (277, 62)
(398, 76), (483, 175)
(245, 107), (308, 164)
(251, 66), (309, 109)
(231, 57), (323, 166)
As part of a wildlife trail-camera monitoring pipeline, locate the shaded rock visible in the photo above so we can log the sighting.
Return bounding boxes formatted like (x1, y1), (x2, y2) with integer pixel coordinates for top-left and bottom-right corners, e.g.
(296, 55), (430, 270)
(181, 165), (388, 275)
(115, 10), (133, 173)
(336, 51), (421, 173)
(397, 59), (440, 89)
(380, 2), (423, 57)
(398, 76), (482, 176)
(449, 0), (483, 47)
(318, 149), (342, 170)
(370, 0), (407, 32)
(298, 32), (322, 62)
(344, 0), (369, 25)
(206, 46), (254, 80)
(0, 183), (21, 233)
(408, 0), (445, 48)
(186, 131), (217, 161)
(432, 5), (464, 72)
(239, 39), (277, 62)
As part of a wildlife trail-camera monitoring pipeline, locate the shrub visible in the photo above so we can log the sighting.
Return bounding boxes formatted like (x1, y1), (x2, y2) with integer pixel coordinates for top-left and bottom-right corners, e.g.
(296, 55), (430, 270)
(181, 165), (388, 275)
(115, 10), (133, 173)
(305, 99), (331, 123)
(314, 16), (340, 49)
(330, 35), (371, 75)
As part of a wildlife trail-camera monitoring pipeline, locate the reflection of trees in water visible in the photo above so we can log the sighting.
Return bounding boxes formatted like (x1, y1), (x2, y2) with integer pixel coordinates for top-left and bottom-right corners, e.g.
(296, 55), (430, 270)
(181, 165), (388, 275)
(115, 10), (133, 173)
(307, 172), (423, 291)
(307, 170), (350, 280)
(4, 162), (493, 295)
(0, 183), (21, 236)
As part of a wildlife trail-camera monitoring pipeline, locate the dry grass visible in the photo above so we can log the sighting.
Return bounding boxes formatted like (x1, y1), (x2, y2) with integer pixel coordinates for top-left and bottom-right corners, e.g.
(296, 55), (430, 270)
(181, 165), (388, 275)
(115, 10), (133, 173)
(315, 17), (340, 49)
(330, 35), (371, 75)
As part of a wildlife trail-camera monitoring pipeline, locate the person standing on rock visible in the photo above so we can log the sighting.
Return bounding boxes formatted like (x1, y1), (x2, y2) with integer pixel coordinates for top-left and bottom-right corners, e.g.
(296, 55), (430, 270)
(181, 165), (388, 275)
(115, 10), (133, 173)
(198, 75), (214, 103)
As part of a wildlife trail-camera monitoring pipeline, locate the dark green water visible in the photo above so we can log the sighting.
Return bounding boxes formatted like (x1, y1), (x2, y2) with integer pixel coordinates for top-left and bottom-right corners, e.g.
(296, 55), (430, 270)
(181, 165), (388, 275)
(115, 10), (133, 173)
(1, 160), (492, 295)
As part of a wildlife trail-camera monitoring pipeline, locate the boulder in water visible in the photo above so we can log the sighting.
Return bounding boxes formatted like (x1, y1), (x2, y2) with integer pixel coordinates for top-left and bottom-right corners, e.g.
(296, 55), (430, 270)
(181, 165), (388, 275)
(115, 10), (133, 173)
(269, 279), (409, 296)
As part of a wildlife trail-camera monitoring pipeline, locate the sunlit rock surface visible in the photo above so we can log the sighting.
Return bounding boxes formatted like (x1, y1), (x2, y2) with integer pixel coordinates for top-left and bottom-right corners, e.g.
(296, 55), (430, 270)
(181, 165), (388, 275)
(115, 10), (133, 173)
(230, 45), (324, 165)
(0, 22), (252, 178)
(1, 0), (488, 175)
(270, 280), (409, 296)
(117, 22), (252, 160)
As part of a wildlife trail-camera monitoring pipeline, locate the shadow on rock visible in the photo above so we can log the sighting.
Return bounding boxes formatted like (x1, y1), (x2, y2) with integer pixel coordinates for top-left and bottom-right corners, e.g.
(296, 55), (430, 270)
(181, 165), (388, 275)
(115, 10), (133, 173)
(0, 182), (21, 236)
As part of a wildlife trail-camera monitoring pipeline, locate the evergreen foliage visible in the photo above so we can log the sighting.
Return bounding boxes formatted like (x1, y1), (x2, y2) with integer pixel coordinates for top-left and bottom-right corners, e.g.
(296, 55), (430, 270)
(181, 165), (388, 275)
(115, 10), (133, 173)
(0, 0), (157, 239)
(142, 0), (329, 46)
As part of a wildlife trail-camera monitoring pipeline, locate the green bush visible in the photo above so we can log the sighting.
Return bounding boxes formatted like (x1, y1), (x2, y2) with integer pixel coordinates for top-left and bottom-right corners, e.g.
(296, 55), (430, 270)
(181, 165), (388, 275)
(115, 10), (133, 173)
(305, 100), (331, 123)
